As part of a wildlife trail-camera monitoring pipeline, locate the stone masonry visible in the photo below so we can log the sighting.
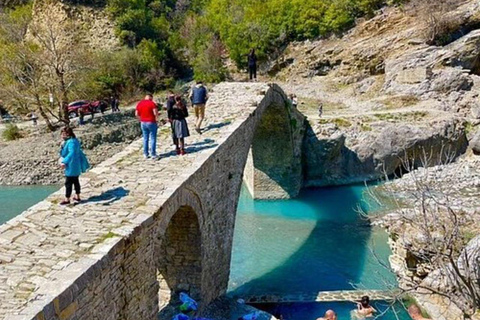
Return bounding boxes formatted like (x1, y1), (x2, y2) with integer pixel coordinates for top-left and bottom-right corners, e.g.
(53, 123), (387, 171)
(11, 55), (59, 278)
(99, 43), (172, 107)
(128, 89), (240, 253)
(0, 83), (305, 320)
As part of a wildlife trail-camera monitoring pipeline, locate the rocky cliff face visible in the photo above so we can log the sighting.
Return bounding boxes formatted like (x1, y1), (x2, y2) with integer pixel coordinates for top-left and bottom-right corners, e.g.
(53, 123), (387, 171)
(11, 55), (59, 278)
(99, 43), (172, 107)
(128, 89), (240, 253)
(269, 0), (480, 188)
(30, 0), (118, 51)
(303, 117), (468, 186)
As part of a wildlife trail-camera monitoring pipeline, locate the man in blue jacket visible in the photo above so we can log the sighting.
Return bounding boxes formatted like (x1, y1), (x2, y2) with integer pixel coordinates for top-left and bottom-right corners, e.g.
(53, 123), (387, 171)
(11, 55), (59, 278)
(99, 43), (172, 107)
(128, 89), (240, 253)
(189, 81), (208, 134)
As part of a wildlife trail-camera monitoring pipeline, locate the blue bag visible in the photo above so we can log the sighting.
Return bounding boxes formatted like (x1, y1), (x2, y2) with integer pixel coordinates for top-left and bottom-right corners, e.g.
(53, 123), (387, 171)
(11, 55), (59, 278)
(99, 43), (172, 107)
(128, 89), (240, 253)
(172, 313), (189, 320)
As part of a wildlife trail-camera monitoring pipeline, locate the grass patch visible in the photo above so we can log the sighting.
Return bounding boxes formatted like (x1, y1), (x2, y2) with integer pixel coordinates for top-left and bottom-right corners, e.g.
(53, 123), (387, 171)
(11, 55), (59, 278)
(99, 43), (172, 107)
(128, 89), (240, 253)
(360, 123), (372, 131)
(99, 231), (120, 242)
(298, 97), (347, 112)
(325, 81), (350, 92)
(381, 95), (420, 109)
(320, 118), (352, 127)
(2, 124), (22, 141)
(373, 111), (427, 122)
(465, 121), (477, 135)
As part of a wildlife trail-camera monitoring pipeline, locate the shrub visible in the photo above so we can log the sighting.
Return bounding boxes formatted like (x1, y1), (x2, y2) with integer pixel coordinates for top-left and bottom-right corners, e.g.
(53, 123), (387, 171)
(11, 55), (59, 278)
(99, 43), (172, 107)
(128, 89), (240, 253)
(2, 123), (22, 141)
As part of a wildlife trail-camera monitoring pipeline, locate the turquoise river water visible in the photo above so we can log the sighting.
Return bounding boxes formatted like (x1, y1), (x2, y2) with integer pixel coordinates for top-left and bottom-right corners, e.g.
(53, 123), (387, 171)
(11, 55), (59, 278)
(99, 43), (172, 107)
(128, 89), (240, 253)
(228, 185), (410, 320)
(0, 185), (59, 224)
(0, 184), (409, 319)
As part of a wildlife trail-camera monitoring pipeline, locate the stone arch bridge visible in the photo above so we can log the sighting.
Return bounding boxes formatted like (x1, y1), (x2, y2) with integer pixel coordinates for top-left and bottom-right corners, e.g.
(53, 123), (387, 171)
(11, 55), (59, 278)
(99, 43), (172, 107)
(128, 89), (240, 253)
(0, 83), (306, 320)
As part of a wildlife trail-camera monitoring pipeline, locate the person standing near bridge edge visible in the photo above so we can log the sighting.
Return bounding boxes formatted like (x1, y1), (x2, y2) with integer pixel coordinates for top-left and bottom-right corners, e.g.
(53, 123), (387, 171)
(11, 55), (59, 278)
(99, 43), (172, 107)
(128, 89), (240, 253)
(59, 127), (90, 205)
(189, 81), (208, 134)
(247, 48), (257, 81)
(136, 94), (159, 159)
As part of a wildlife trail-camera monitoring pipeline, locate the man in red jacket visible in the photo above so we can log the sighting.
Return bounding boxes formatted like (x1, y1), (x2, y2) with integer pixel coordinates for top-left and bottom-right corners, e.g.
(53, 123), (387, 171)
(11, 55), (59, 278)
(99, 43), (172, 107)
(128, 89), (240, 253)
(136, 94), (159, 159)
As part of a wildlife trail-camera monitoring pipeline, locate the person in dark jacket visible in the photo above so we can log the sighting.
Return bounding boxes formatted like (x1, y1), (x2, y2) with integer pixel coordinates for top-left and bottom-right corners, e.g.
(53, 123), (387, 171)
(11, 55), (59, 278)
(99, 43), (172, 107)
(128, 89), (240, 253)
(247, 48), (257, 81)
(168, 95), (190, 155)
(189, 81), (208, 134)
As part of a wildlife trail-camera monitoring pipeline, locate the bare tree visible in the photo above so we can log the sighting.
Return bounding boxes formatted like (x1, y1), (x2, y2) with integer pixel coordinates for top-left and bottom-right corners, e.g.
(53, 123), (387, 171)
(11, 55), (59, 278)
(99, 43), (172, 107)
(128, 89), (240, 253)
(365, 150), (480, 319)
(0, 2), (96, 129)
(28, 7), (90, 123)
(0, 3), (56, 130)
(407, 0), (463, 45)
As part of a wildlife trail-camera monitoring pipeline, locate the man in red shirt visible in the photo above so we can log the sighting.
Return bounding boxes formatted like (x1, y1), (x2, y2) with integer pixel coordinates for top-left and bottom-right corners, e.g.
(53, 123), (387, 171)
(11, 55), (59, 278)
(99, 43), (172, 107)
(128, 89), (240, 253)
(136, 94), (159, 159)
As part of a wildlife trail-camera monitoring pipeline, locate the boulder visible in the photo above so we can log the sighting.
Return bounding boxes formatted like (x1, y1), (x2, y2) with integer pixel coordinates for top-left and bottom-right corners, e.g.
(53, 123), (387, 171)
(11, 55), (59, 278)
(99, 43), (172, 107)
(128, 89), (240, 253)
(303, 119), (468, 186)
(471, 130), (480, 154)
(443, 29), (480, 72)
(429, 68), (473, 93)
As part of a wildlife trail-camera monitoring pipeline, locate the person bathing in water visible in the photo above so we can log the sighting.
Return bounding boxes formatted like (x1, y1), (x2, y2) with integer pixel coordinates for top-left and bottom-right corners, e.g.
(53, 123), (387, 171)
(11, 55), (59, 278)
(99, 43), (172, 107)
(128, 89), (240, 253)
(352, 295), (376, 319)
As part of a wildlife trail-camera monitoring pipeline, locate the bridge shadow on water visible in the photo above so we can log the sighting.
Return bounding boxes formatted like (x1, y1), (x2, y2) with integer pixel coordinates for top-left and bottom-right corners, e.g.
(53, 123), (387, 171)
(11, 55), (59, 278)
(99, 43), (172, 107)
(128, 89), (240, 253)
(228, 184), (391, 301)
(83, 187), (130, 206)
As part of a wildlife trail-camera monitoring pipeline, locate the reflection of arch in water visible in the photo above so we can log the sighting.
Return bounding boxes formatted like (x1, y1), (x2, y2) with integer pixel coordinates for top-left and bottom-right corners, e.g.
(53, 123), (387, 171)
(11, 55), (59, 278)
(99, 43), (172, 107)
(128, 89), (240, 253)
(229, 185), (383, 298)
(243, 92), (305, 200)
(157, 205), (203, 312)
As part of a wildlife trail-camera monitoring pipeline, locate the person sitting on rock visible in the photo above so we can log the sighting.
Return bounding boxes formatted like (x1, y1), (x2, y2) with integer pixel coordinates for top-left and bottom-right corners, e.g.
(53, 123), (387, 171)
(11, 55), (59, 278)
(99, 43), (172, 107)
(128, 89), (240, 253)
(317, 309), (337, 320)
(408, 304), (430, 320)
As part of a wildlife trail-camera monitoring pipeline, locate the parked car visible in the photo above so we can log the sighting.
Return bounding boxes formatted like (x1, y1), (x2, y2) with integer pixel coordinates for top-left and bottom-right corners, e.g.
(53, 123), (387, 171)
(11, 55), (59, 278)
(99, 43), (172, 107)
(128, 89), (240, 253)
(67, 100), (108, 118)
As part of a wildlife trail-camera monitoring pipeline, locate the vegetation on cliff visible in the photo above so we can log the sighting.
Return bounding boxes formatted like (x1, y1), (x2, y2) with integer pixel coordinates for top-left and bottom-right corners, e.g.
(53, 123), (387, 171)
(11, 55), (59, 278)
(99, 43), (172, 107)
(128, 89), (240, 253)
(105, 0), (406, 81)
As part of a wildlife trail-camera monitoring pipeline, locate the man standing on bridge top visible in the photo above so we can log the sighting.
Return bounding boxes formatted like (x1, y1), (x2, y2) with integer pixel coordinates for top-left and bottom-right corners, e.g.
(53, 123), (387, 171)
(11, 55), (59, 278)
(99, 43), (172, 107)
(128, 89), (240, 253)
(136, 94), (159, 159)
(189, 81), (208, 134)
(247, 48), (257, 81)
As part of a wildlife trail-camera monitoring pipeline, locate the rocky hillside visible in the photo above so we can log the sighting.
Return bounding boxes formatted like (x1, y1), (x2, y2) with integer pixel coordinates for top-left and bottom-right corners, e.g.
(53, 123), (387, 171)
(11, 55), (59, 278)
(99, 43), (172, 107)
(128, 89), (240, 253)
(0, 110), (141, 185)
(264, 1), (480, 317)
(30, 0), (118, 51)
(262, 0), (480, 186)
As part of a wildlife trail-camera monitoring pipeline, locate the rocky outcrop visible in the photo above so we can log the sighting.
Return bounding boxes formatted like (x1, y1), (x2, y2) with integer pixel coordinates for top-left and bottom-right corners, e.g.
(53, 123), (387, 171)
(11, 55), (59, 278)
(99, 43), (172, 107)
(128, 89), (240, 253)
(30, 0), (118, 51)
(373, 154), (480, 320)
(303, 118), (468, 187)
(471, 130), (480, 154)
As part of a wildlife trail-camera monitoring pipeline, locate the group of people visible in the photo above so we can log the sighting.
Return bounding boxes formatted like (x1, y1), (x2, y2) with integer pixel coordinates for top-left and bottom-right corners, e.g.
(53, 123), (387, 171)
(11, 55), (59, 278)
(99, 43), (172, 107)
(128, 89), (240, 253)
(315, 296), (430, 320)
(135, 81), (209, 159)
(56, 82), (208, 205)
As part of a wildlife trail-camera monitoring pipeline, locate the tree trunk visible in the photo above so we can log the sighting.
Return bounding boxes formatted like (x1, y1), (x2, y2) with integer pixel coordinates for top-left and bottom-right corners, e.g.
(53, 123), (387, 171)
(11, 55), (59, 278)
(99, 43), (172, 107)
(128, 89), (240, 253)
(34, 94), (55, 131)
(57, 71), (70, 124)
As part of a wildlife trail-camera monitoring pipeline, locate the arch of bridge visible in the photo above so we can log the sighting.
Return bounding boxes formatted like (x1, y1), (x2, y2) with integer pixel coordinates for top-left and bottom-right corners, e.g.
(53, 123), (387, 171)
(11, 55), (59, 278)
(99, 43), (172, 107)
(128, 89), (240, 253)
(0, 82), (305, 320)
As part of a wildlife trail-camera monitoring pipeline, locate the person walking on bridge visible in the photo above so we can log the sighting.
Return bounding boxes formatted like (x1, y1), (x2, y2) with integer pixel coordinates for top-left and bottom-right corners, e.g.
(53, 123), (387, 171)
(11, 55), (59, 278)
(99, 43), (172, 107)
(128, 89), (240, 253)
(168, 95), (190, 155)
(136, 94), (159, 159)
(189, 81), (208, 134)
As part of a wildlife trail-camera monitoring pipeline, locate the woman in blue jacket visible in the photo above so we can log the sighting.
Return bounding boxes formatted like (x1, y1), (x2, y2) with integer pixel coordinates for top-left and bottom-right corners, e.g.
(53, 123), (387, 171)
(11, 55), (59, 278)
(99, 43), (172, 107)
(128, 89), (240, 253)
(59, 127), (89, 205)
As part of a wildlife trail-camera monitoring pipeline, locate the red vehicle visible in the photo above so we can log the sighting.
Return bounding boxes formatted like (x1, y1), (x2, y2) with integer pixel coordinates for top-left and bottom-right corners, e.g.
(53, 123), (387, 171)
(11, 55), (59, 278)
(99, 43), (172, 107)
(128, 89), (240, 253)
(67, 100), (108, 118)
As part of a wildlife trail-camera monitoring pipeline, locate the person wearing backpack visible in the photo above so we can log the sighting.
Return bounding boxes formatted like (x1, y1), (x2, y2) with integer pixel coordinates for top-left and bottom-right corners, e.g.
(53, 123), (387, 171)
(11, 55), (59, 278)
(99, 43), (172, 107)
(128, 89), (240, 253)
(189, 81), (208, 134)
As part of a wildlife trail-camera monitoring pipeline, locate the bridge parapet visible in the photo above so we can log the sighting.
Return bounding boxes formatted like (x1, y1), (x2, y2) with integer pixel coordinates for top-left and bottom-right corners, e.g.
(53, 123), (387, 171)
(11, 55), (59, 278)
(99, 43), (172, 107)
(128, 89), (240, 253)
(0, 83), (304, 320)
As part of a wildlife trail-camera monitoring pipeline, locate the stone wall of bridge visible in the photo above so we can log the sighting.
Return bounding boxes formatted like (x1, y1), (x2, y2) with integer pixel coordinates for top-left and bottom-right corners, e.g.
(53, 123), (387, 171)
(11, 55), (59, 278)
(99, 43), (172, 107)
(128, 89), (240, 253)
(0, 82), (305, 320)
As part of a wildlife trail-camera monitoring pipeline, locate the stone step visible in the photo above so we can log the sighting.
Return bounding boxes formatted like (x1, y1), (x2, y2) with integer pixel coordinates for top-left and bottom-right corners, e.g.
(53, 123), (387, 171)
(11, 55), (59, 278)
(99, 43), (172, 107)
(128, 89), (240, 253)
(244, 290), (401, 304)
